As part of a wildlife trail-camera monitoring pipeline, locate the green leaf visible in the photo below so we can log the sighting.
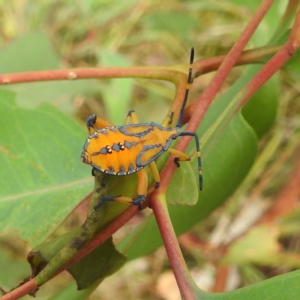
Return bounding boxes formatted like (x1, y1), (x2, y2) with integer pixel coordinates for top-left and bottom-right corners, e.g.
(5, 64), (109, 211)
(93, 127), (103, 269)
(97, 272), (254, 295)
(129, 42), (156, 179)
(0, 32), (60, 72)
(0, 90), (93, 247)
(143, 12), (198, 38)
(196, 270), (300, 299)
(68, 238), (127, 290)
(167, 162), (198, 206)
(48, 281), (97, 300)
(29, 235), (127, 290)
(242, 73), (279, 138)
(223, 224), (300, 269)
(98, 50), (133, 124)
(0, 90), (137, 290)
(223, 226), (280, 266)
(29, 172), (131, 288)
(0, 245), (30, 290)
(0, 32), (99, 111)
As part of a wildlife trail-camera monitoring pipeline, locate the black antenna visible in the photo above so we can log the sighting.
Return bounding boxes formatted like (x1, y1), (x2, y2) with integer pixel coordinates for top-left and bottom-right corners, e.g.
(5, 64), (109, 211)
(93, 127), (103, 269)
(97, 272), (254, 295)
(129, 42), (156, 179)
(176, 47), (194, 128)
(174, 48), (203, 190)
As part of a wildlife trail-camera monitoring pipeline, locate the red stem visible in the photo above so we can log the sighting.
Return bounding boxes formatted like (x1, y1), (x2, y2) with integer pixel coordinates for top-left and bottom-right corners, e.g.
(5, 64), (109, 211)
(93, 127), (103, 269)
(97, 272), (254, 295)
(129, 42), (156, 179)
(151, 195), (198, 299)
(0, 47), (280, 86)
(193, 46), (280, 76)
(0, 280), (37, 300)
(237, 6), (300, 108)
(0, 67), (179, 85)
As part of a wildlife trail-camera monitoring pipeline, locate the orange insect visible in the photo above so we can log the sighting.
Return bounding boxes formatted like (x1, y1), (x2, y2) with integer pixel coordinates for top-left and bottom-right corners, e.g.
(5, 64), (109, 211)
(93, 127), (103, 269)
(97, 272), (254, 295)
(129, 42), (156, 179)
(81, 48), (202, 209)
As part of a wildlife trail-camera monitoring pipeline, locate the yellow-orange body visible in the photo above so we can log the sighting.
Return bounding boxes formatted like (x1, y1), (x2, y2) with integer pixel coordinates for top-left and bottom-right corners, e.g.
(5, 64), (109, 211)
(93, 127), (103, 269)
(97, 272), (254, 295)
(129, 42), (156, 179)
(80, 48), (202, 208)
(81, 123), (178, 176)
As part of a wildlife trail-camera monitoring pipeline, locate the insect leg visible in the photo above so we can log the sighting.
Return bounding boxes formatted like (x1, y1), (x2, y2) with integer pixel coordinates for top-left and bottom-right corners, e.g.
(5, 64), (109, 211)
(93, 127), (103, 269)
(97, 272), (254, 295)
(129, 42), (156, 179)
(132, 168), (148, 206)
(125, 110), (140, 125)
(167, 148), (190, 167)
(146, 161), (160, 194)
(86, 114), (114, 134)
(167, 132), (203, 191)
(94, 195), (143, 210)
(94, 169), (148, 210)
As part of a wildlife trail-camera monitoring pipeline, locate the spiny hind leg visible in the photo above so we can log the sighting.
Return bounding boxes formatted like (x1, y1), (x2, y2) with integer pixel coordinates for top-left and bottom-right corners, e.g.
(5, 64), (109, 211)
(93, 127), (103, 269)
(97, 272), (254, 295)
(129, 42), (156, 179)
(94, 169), (148, 210)
(86, 114), (114, 134)
(125, 110), (140, 125)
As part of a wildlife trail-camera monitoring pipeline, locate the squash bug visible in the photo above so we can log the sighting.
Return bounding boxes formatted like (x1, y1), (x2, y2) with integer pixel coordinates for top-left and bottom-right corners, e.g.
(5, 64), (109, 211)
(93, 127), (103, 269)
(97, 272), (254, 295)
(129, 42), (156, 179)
(81, 48), (203, 209)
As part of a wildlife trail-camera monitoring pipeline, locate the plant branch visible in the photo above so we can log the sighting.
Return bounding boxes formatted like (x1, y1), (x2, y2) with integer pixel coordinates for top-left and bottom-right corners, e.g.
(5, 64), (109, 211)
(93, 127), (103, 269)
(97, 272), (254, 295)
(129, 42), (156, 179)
(0, 66), (183, 85)
(65, 205), (139, 269)
(187, 0), (275, 132)
(193, 45), (280, 77)
(0, 204), (140, 300)
(236, 5), (300, 109)
(151, 193), (200, 299)
(157, 0), (275, 194)
(0, 46), (280, 87)
(0, 280), (37, 300)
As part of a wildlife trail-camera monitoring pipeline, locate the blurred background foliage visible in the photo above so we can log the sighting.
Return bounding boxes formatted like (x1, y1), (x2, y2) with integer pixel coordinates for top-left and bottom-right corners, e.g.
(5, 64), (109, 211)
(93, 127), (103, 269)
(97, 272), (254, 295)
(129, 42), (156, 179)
(1, 0), (300, 299)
